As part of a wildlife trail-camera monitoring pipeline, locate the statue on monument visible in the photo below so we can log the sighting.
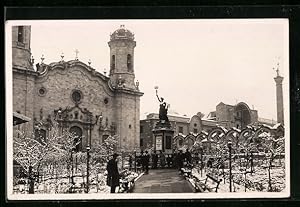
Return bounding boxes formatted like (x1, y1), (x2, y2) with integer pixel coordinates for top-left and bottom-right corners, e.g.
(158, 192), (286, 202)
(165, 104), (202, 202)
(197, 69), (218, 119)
(155, 86), (169, 123)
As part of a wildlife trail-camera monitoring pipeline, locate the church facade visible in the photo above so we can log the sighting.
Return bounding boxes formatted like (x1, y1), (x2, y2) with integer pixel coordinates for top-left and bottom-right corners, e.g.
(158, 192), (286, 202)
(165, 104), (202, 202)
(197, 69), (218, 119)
(12, 25), (143, 151)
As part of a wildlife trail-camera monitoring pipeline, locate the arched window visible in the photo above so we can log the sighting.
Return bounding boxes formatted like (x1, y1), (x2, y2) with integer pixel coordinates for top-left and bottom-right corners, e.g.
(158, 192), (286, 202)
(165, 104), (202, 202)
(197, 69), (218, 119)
(111, 55), (115, 70)
(69, 126), (83, 152)
(178, 139), (183, 147)
(17, 26), (24, 43)
(127, 54), (132, 71)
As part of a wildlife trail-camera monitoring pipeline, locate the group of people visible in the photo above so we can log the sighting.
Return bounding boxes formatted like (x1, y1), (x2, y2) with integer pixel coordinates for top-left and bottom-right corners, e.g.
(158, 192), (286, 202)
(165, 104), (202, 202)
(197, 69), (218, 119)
(140, 151), (150, 174)
(106, 149), (194, 193)
(136, 149), (193, 170)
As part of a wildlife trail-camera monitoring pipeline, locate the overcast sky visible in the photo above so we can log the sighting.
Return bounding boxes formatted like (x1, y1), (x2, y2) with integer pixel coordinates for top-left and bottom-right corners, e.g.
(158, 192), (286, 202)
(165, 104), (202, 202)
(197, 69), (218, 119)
(20, 19), (288, 121)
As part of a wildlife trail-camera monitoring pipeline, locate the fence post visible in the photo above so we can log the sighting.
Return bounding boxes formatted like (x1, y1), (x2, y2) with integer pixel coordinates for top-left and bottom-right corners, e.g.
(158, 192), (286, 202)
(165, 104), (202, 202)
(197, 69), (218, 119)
(228, 141), (232, 192)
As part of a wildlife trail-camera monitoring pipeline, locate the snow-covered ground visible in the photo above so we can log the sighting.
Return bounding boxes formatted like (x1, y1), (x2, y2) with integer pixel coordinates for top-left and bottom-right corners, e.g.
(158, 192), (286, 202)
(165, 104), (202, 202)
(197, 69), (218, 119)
(13, 169), (140, 194)
(188, 164), (285, 193)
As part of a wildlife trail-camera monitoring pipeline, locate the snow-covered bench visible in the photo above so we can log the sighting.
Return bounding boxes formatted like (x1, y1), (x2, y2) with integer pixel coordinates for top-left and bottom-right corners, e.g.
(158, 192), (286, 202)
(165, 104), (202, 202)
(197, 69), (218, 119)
(181, 168), (192, 178)
(119, 177), (135, 193)
(194, 174), (222, 193)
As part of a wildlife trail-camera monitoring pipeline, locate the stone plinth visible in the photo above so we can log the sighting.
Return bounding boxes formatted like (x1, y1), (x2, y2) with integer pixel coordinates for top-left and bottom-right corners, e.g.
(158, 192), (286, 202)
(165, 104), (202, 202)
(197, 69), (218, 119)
(152, 120), (174, 154)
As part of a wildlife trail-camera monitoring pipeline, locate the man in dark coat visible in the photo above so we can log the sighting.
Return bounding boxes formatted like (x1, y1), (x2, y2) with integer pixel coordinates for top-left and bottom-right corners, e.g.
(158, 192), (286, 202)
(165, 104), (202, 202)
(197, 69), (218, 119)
(152, 151), (158, 169)
(177, 150), (184, 171)
(144, 151), (150, 174)
(106, 153), (120, 193)
(141, 151), (145, 172)
(185, 149), (192, 165)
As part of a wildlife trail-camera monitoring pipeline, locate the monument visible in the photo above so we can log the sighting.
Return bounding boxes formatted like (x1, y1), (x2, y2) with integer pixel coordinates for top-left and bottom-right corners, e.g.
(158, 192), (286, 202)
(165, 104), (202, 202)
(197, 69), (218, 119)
(152, 86), (174, 154)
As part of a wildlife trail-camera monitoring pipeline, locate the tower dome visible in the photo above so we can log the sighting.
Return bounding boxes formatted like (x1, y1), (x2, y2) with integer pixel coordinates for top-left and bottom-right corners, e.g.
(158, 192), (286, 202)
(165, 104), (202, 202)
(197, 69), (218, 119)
(110, 25), (135, 41)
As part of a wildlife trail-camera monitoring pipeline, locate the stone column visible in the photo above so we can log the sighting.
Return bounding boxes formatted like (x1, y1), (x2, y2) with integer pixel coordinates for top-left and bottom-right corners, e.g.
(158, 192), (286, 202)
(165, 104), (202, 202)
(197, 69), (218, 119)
(274, 75), (284, 125)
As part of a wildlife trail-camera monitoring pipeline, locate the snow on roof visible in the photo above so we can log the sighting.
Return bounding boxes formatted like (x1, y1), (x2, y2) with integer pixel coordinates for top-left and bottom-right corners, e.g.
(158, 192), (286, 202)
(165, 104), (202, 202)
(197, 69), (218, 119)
(175, 133), (186, 138)
(13, 111), (31, 126)
(201, 138), (216, 143)
(201, 130), (208, 135)
(189, 132), (198, 136)
(231, 127), (241, 133)
(246, 125), (254, 129)
(202, 119), (217, 126)
(144, 112), (189, 121)
(262, 124), (272, 130)
(272, 123), (282, 130)
(258, 131), (270, 137)
(218, 125), (228, 133)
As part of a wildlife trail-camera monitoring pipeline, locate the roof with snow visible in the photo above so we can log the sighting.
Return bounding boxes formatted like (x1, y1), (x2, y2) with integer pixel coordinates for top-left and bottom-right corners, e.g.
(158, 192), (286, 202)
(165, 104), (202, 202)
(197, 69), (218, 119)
(13, 111), (31, 126)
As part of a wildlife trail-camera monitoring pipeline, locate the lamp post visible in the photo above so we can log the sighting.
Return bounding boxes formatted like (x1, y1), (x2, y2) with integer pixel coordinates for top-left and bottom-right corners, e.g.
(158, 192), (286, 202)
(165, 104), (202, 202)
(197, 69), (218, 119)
(70, 148), (74, 192)
(85, 112), (101, 193)
(199, 146), (203, 177)
(121, 150), (124, 170)
(134, 150), (137, 172)
(86, 145), (90, 193)
(250, 150), (254, 174)
(228, 141), (232, 192)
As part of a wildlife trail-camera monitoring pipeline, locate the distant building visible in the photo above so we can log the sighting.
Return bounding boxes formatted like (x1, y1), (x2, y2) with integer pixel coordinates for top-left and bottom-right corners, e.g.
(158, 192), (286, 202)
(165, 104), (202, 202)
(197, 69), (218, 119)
(140, 102), (276, 150)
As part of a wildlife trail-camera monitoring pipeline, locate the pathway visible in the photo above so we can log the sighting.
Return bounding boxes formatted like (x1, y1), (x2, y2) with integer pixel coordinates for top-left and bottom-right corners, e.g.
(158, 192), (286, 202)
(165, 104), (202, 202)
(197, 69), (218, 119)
(132, 169), (194, 193)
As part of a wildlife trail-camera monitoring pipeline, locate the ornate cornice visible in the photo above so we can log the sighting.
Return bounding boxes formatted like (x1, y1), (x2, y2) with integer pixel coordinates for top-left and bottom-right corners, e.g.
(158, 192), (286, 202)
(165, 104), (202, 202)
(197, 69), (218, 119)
(13, 67), (37, 76)
(114, 87), (144, 96)
(35, 60), (115, 97)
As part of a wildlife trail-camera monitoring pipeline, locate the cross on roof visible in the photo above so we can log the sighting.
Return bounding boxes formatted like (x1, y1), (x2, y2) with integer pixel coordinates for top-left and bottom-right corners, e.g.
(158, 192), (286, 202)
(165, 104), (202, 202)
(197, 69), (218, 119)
(75, 49), (79, 60)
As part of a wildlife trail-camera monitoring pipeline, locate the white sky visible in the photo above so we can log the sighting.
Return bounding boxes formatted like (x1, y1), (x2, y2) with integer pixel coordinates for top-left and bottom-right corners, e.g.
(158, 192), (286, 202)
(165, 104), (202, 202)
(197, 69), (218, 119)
(25, 19), (288, 120)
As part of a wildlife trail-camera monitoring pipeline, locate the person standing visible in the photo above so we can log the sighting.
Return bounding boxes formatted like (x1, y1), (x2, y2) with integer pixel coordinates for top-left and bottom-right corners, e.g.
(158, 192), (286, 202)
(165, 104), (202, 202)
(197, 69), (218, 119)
(160, 151), (166, 168)
(166, 154), (172, 168)
(177, 150), (184, 171)
(128, 154), (132, 171)
(141, 151), (145, 172)
(152, 151), (158, 169)
(106, 153), (120, 193)
(144, 151), (150, 174)
(185, 149), (192, 165)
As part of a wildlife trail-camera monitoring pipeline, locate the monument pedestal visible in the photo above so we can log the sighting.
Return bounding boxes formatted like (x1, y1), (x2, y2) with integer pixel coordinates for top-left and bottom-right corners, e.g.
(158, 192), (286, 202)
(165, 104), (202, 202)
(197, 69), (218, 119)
(152, 120), (174, 154)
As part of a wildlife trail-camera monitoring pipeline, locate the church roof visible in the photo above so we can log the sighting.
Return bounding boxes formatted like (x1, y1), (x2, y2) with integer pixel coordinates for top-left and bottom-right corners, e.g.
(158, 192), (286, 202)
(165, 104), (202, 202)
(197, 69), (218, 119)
(110, 25), (135, 41)
(37, 60), (109, 81)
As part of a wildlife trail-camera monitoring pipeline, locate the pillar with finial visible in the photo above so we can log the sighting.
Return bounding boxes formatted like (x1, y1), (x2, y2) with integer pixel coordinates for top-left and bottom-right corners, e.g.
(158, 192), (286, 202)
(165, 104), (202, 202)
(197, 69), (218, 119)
(75, 49), (79, 61)
(136, 80), (139, 90)
(274, 61), (284, 125)
(41, 54), (45, 64)
(31, 55), (34, 65)
(61, 52), (64, 61)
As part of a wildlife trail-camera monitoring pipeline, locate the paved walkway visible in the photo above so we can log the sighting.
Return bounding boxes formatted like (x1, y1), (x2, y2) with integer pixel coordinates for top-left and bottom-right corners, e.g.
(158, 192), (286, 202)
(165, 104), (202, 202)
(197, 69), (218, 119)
(132, 169), (194, 193)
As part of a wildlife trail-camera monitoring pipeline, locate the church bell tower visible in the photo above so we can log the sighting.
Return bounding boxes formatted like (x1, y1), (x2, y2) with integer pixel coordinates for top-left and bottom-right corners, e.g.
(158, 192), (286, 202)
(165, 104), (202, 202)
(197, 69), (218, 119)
(12, 26), (34, 70)
(108, 25), (136, 89)
(107, 25), (143, 151)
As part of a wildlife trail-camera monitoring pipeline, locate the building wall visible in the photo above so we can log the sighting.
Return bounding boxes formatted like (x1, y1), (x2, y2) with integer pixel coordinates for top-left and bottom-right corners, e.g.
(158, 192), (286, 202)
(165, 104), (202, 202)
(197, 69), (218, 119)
(115, 92), (141, 150)
(13, 71), (36, 133)
(12, 26), (32, 70)
(189, 115), (202, 134)
(140, 102), (262, 150)
(140, 119), (155, 150)
(108, 40), (136, 89)
(175, 122), (189, 135)
(12, 25), (142, 152)
(31, 64), (116, 148)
